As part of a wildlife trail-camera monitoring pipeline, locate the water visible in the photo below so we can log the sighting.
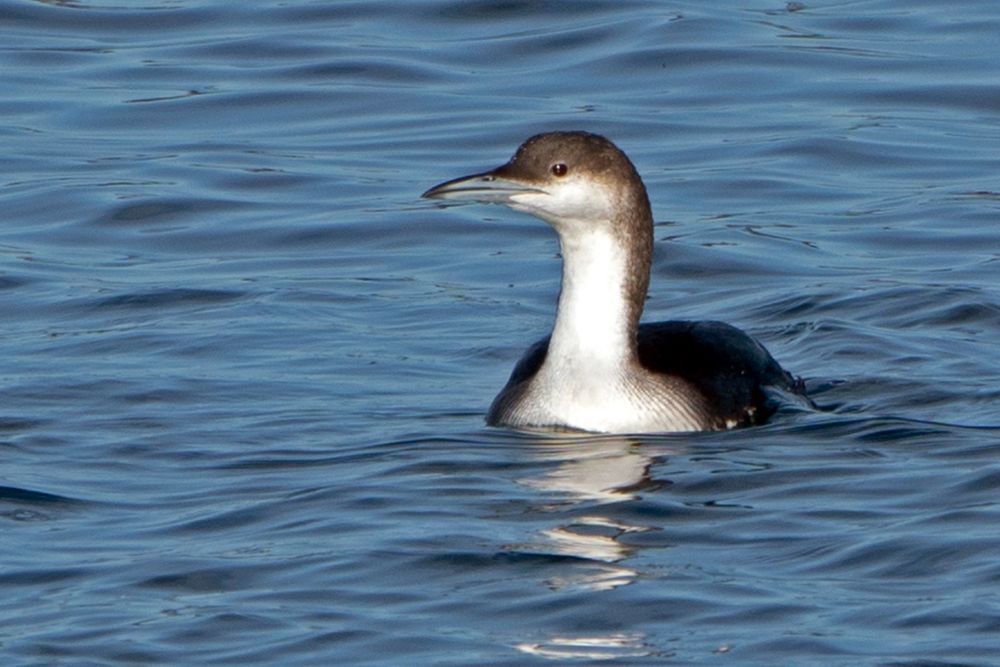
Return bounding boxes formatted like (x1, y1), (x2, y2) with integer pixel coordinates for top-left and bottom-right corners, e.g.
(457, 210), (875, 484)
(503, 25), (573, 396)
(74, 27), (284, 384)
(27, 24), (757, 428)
(2, 0), (999, 664)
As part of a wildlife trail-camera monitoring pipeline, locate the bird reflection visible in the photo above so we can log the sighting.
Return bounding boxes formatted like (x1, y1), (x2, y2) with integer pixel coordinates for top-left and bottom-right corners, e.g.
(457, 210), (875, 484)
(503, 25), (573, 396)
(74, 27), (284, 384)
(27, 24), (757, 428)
(508, 434), (677, 660)
(513, 434), (674, 572)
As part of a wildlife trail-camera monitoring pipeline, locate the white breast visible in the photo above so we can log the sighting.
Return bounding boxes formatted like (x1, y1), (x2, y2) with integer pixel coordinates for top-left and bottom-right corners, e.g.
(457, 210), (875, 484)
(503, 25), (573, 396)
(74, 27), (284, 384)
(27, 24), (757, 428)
(507, 366), (710, 434)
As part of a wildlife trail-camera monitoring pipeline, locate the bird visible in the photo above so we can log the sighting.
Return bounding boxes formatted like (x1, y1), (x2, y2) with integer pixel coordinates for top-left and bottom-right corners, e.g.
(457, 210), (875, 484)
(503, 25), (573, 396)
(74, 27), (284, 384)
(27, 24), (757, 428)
(422, 131), (804, 434)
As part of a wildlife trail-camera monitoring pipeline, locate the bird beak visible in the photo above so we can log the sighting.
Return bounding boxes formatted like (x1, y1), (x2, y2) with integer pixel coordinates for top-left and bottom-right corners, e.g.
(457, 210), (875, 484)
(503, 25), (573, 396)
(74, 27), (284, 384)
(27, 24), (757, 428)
(422, 169), (544, 204)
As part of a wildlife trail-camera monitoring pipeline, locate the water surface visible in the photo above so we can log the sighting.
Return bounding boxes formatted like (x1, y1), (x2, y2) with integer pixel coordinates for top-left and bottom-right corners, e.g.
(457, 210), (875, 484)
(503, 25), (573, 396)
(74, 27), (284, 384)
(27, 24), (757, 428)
(2, 1), (999, 664)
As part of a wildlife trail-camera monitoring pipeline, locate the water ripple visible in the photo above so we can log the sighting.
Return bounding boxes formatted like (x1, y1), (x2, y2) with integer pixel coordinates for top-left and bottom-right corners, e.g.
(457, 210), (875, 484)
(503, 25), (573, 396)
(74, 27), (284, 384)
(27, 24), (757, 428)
(1, 0), (999, 665)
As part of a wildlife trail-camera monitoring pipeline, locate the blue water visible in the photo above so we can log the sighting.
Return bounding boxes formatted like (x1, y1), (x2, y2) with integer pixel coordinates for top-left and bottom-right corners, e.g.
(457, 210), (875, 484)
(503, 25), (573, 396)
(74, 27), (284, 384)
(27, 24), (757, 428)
(2, 0), (999, 664)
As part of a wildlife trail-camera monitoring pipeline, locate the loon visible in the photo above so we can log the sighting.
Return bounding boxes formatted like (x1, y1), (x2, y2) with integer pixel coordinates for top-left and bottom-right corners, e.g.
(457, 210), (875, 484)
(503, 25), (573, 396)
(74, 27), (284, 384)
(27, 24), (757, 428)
(422, 131), (804, 434)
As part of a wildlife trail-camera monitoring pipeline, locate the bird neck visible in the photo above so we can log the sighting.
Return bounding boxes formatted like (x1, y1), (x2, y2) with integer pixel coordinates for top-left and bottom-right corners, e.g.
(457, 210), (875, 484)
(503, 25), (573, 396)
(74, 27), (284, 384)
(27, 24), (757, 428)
(547, 215), (652, 371)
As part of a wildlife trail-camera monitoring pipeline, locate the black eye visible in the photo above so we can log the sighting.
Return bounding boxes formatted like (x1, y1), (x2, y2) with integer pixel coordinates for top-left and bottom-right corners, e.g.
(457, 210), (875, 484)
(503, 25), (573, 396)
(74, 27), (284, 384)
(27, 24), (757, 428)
(550, 163), (568, 177)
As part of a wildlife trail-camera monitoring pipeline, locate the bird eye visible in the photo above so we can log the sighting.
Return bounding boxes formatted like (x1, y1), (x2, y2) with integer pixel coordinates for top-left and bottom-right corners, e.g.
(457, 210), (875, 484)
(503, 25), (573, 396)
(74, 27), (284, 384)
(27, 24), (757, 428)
(550, 163), (568, 177)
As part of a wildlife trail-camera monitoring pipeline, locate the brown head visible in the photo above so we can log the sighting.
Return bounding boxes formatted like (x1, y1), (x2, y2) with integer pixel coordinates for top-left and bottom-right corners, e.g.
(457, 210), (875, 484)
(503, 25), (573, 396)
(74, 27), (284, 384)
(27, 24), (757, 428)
(423, 132), (655, 327)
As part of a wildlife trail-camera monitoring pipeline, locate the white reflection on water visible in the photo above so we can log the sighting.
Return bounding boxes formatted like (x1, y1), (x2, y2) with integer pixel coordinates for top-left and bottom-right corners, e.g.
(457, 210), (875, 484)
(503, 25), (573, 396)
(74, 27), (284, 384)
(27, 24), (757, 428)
(515, 632), (655, 661)
(515, 436), (676, 569)
(510, 437), (680, 659)
(519, 439), (653, 503)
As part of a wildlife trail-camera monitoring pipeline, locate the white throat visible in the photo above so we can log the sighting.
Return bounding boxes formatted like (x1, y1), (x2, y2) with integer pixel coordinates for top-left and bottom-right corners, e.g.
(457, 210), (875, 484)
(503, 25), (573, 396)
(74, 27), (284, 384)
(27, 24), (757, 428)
(547, 226), (636, 371)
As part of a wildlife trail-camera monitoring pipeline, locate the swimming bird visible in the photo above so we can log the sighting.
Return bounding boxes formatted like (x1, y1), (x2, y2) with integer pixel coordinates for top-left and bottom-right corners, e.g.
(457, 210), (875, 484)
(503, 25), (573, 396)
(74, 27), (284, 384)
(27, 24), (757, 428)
(422, 131), (803, 433)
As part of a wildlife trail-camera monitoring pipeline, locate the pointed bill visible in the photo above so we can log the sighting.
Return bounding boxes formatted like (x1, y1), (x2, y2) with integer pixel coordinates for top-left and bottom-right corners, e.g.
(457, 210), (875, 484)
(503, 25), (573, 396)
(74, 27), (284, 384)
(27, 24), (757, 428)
(422, 170), (544, 203)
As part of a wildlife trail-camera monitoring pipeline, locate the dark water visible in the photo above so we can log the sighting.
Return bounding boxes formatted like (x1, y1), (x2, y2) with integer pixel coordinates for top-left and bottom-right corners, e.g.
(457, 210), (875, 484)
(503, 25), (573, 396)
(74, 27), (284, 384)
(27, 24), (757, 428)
(2, 1), (999, 664)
